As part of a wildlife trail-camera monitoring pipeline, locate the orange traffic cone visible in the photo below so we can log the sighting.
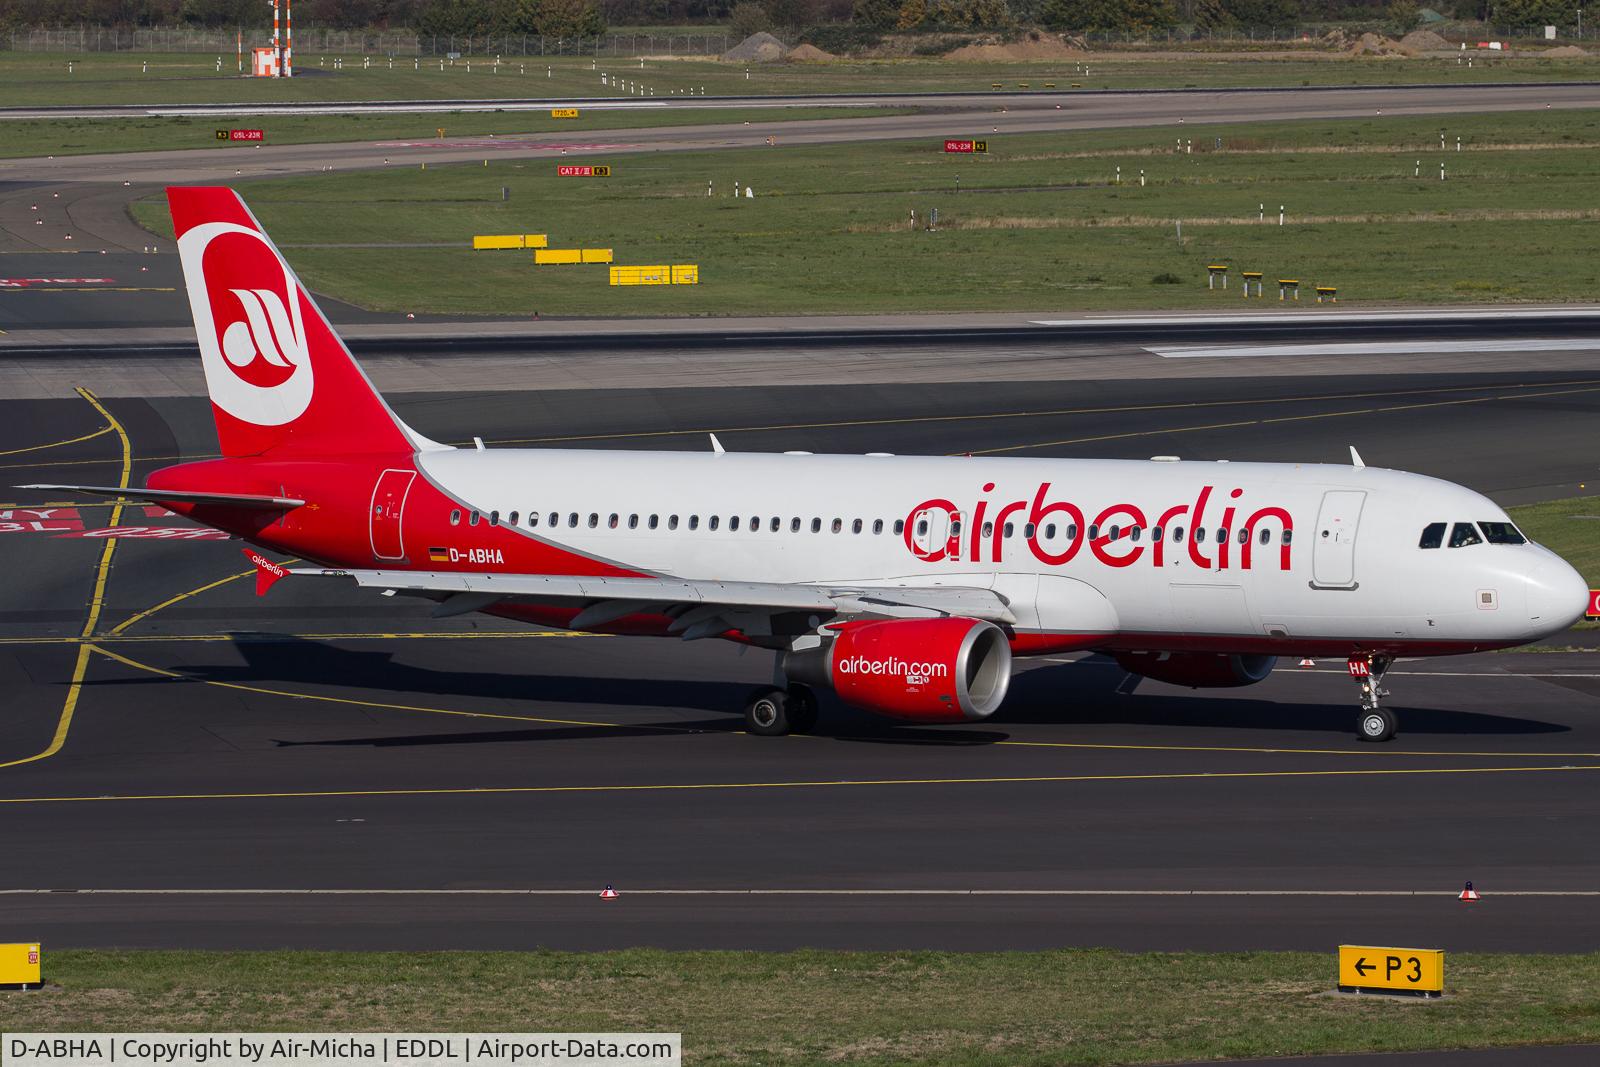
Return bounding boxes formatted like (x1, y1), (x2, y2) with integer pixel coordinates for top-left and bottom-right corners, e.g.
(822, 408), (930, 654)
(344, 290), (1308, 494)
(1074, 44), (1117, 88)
(599, 884), (618, 900)
(1459, 881), (1479, 903)
(1298, 658), (1316, 668)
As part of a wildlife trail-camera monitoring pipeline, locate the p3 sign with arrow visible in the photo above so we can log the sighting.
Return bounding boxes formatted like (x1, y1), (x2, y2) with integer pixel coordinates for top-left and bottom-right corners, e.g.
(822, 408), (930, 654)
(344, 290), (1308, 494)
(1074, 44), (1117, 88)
(1338, 945), (1444, 996)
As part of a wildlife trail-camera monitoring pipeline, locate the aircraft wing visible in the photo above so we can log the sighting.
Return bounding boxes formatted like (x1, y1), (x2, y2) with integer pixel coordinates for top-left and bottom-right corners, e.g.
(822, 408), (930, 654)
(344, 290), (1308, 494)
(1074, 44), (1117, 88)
(288, 567), (1016, 637)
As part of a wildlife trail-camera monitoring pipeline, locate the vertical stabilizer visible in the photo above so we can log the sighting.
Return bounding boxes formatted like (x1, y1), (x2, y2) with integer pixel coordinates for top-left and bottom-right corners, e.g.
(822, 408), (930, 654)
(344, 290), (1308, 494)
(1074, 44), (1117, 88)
(169, 186), (418, 458)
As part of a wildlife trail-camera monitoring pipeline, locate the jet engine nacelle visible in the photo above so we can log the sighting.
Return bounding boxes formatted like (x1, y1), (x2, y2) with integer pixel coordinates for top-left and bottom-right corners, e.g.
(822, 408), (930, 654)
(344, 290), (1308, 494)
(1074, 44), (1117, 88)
(785, 617), (1012, 722)
(1113, 651), (1277, 689)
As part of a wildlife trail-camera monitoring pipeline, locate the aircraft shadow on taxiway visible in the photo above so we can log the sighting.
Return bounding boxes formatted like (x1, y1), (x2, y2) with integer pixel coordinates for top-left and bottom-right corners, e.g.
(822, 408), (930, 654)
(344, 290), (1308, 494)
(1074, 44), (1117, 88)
(86, 637), (1566, 746)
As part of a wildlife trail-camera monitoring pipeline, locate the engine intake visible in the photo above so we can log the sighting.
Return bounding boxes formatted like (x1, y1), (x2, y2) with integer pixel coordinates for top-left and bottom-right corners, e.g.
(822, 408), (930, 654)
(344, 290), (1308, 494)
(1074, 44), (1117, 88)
(1113, 651), (1277, 689)
(785, 617), (1012, 723)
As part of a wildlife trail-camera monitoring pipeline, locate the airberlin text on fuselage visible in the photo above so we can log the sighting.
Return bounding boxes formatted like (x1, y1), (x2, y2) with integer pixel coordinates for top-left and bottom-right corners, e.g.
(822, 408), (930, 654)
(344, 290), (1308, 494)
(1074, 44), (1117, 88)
(903, 482), (1294, 570)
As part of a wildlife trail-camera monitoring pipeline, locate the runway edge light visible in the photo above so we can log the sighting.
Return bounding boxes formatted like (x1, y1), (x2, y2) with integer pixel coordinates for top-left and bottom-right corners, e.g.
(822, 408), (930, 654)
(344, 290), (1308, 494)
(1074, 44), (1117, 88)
(0, 943), (42, 989)
(599, 885), (619, 900)
(1459, 880), (1480, 903)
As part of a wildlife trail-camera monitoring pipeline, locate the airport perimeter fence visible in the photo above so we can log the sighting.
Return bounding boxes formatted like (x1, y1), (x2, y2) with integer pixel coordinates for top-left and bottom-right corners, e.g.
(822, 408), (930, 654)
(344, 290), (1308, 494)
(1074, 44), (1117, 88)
(1, 28), (730, 57)
(3, 24), (1592, 55)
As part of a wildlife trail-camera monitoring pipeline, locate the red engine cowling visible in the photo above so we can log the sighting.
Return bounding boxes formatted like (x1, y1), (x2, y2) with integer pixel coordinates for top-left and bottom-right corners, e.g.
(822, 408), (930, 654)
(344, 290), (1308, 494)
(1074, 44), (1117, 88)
(785, 617), (1013, 723)
(1113, 651), (1277, 688)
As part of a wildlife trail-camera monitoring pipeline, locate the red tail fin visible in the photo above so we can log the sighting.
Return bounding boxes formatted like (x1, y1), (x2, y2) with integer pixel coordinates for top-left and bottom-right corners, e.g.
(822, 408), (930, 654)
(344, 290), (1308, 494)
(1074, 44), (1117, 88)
(170, 186), (415, 458)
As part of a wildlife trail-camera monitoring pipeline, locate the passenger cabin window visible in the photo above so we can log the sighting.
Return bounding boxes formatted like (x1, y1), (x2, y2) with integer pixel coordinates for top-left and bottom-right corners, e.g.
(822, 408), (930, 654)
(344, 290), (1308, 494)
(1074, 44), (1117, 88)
(894, 519), (905, 536)
(470, 510), (480, 526)
(508, 511), (518, 526)
(1449, 522), (1482, 548)
(450, 509), (461, 526)
(588, 513), (599, 528)
(729, 516), (740, 531)
(548, 512), (558, 527)
(688, 515), (699, 530)
(1192, 527), (1204, 543)
(771, 517), (781, 533)
(1282, 529), (1292, 545)
(1171, 526), (1183, 542)
(832, 518), (843, 534)
(528, 512), (539, 528)
(916, 519), (928, 536)
(852, 519), (863, 534)
(1479, 521), (1527, 545)
(669, 515), (680, 530)
(1216, 527), (1227, 543)
(1257, 527), (1269, 545)
(649, 515), (659, 529)
(629, 515), (639, 529)
(709, 516), (720, 531)
(1419, 522), (1446, 549)
(1237, 528), (1248, 544)
(791, 518), (801, 532)
(873, 519), (883, 535)
(568, 513), (579, 528)
(1151, 526), (1163, 541)
(812, 518), (822, 533)
(1044, 524), (1056, 539)
(608, 513), (618, 529)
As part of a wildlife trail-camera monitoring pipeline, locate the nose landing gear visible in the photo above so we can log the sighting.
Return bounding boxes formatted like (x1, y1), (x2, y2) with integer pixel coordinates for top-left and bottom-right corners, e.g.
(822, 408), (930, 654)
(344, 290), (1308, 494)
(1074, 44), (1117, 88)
(1350, 653), (1396, 742)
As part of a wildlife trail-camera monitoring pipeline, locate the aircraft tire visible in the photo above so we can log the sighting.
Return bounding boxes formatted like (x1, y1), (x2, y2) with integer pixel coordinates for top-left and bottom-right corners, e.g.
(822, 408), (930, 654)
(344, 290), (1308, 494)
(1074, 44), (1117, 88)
(786, 684), (819, 734)
(744, 686), (792, 737)
(1357, 707), (1396, 743)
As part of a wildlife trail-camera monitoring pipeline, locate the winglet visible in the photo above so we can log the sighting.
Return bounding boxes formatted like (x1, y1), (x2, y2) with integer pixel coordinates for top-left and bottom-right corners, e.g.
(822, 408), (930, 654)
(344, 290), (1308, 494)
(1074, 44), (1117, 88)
(243, 548), (290, 596)
(709, 433), (726, 455)
(1349, 446), (1365, 469)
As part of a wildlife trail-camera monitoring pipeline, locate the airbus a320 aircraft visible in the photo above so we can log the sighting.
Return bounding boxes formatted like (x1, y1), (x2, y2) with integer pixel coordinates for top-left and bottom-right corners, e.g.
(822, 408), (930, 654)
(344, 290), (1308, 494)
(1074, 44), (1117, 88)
(26, 188), (1589, 742)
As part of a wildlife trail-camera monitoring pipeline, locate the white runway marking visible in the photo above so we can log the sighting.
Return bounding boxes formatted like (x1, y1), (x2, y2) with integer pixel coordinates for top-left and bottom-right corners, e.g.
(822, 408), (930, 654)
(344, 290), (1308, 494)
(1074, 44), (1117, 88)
(1149, 339), (1600, 359)
(2, 887), (1597, 897)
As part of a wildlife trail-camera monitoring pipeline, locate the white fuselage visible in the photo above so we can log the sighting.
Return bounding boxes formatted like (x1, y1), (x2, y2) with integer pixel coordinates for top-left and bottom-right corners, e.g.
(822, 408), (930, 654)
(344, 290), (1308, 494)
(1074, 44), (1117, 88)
(416, 449), (1586, 653)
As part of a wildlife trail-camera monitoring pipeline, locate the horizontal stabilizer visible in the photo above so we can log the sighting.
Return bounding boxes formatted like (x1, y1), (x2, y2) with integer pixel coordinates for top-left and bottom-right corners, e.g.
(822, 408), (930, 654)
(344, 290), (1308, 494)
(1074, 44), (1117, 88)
(16, 483), (306, 509)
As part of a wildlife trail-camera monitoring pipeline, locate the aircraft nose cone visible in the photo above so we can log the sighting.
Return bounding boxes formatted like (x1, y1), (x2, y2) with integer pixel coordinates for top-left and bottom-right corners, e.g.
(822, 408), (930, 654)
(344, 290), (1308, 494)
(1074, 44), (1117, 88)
(1527, 557), (1589, 631)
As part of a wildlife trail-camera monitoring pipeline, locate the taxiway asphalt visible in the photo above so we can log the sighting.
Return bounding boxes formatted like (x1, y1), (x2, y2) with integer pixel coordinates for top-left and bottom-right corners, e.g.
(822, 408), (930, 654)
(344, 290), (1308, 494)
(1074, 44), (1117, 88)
(2, 364), (1598, 950)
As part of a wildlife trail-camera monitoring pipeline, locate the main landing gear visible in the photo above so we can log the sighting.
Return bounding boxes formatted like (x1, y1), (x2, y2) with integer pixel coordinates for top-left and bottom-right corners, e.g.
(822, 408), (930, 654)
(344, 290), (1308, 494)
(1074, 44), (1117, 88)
(1350, 653), (1397, 742)
(743, 684), (818, 737)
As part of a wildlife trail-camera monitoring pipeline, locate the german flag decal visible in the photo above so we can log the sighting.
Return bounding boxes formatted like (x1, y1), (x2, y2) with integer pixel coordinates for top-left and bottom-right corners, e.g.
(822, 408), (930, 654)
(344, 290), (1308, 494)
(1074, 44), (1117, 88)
(428, 547), (449, 563)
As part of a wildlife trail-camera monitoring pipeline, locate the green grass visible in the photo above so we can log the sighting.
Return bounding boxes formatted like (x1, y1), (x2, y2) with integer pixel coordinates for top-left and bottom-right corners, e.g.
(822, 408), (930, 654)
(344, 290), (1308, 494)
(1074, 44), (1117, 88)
(3, 49), (1597, 108)
(0, 106), (913, 159)
(130, 108), (1600, 317)
(4, 949), (1600, 1064)
(1510, 496), (1600, 588)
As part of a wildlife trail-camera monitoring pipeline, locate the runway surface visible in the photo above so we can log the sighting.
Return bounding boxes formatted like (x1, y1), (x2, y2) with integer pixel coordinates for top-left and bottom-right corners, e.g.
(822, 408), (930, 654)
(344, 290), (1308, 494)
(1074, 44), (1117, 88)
(3, 361), (1600, 951)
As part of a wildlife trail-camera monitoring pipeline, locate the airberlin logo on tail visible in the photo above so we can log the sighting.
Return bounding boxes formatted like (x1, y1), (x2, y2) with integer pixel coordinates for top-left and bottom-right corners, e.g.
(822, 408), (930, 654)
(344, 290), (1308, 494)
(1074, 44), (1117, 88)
(904, 482), (1294, 572)
(178, 221), (313, 427)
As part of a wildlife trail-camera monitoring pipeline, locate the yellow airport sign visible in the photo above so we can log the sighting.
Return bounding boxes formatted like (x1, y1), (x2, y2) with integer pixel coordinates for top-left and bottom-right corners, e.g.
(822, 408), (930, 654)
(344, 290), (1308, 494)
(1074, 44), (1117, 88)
(1338, 945), (1443, 997)
(551, 108), (580, 118)
(0, 943), (41, 988)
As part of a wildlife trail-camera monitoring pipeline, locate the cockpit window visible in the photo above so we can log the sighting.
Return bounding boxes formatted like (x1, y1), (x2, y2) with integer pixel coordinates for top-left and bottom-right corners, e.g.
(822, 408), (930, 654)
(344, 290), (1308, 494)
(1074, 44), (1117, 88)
(1418, 522), (1446, 549)
(1448, 522), (1483, 548)
(1478, 521), (1527, 545)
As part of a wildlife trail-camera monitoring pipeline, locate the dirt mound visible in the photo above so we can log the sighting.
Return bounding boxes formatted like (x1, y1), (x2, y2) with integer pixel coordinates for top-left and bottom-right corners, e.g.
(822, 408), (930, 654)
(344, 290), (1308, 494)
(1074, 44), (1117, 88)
(1400, 29), (1451, 51)
(1546, 45), (1589, 57)
(723, 31), (787, 63)
(785, 43), (837, 62)
(1347, 32), (1413, 57)
(945, 33), (1087, 61)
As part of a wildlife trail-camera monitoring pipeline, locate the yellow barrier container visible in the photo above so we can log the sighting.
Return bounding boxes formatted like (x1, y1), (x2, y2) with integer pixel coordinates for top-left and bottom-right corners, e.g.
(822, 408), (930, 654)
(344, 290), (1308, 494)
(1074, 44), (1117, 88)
(535, 249), (583, 265)
(472, 235), (524, 250)
(671, 264), (699, 285)
(524, 234), (548, 248)
(581, 248), (614, 264)
(0, 943), (41, 988)
(609, 265), (671, 286)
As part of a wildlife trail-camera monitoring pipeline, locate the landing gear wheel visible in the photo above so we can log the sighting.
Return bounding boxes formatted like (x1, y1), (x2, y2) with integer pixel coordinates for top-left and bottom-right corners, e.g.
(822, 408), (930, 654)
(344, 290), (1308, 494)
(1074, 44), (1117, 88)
(744, 686), (792, 737)
(786, 684), (819, 735)
(1358, 707), (1397, 743)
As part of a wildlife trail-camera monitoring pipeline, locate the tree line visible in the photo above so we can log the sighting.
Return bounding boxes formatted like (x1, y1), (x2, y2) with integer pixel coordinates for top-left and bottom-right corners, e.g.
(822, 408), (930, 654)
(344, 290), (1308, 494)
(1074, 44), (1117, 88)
(1, 0), (1584, 36)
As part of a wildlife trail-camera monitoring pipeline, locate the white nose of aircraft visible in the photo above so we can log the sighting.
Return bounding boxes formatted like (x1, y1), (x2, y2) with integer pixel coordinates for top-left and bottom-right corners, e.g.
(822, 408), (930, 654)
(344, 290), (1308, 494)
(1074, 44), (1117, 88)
(1527, 557), (1589, 633)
